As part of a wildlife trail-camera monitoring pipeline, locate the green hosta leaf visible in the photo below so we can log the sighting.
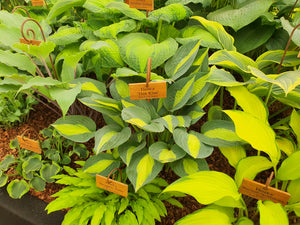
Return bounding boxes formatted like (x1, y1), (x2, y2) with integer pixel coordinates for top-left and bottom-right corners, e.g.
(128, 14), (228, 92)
(181, 101), (206, 125)
(91, 205), (106, 225)
(40, 163), (60, 183)
(258, 200), (289, 225)
(272, 87), (300, 109)
(290, 109), (300, 145)
(206, 67), (246, 87)
(109, 79), (130, 100)
(106, 2), (146, 20)
(0, 174), (8, 187)
(281, 17), (300, 47)
(209, 50), (257, 74)
(235, 156), (273, 187)
(166, 0), (210, 6)
(7, 179), (30, 199)
(165, 40), (201, 80)
(236, 217), (254, 225)
(94, 19), (136, 39)
(13, 41), (56, 59)
(52, 115), (96, 143)
(30, 176), (46, 192)
(162, 171), (243, 208)
(219, 146), (246, 168)
(71, 77), (107, 98)
(197, 84), (220, 108)
(174, 205), (234, 225)
(227, 86), (268, 122)
(83, 153), (120, 176)
(119, 141), (146, 165)
(224, 110), (280, 165)
(22, 156), (43, 173)
(173, 128), (213, 158)
(149, 142), (186, 163)
(17, 77), (61, 94)
(164, 75), (195, 112)
(277, 151), (300, 180)
(207, 0), (273, 31)
(0, 25), (22, 50)
(94, 125), (131, 154)
(288, 178), (300, 204)
(118, 33), (178, 72)
(0, 62), (18, 77)
(170, 156), (209, 177)
(191, 16), (235, 51)
(127, 149), (163, 191)
(49, 27), (83, 46)
(155, 115), (191, 133)
(0, 155), (15, 170)
(276, 137), (295, 157)
(119, 210), (139, 225)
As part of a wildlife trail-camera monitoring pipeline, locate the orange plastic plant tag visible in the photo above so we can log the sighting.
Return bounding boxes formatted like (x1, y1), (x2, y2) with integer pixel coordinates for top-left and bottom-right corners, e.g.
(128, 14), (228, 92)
(298, 51), (300, 58)
(129, 81), (167, 100)
(128, 0), (154, 11)
(96, 175), (128, 197)
(17, 136), (42, 154)
(20, 38), (41, 46)
(31, 0), (44, 6)
(239, 178), (291, 206)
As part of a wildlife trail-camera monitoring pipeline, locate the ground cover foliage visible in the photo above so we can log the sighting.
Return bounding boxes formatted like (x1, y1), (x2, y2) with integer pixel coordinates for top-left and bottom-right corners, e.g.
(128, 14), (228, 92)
(0, 0), (300, 224)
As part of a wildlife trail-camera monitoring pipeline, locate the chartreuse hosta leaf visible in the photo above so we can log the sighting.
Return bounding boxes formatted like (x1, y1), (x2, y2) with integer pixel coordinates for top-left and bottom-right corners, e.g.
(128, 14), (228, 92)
(236, 217), (254, 225)
(190, 16), (236, 51)
(235, 156), (273, 187)
(258, 200), (289, 225)
(71, 77), (107, 98)
(94, 125), (131, 154)
(277, 151), (300, 181)
(14, 41), (56, 60)
(224, 110), (280, 165)
(287, 178), (300, 204)
(118, 33), (178, 72)
(83, 153), (120, 176)
(290, 109), (300, 146)
(149, 142), (186, 163)
(165, 40), (201, 80)
(106, 2), (146, 20)
(276, 137), (295, 157)
(49, 27), (83, 46)
(127, 149), (163, 191)
(52, 115), (96, 143)
(206, 67), (247, 87)
(109, 79), (130, 100)
(219, 146), (246, 169)
(7, 179), (30, 199)
(162, 171), (244, 208)
(165, 0), (211, 7)
(170, 156), (209, 177)
(119, 140), (146, 165)
(173, 128), (213, 158)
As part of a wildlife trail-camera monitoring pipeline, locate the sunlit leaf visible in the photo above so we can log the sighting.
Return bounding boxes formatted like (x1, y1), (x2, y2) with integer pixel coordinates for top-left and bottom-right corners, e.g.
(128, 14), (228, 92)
(277, 151), (300, 181)
(258, 200), (289, 225)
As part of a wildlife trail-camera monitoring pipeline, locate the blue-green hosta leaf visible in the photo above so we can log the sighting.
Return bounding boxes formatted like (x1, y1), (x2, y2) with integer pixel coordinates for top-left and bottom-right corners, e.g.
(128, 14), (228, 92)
(0, 155), (15, 170)
(13, 41), (56, 60)
(235, 156), (273, 187)
(162, 171), (244, 208)
(40, 163), (60, 183)
(181, 102), (206, 125)
(48, 27), (83, 46)
(290, 109), (300, 145)
(0, 50), (35, 75)
(22, 155), (43, 173)
(106, 2), (146, 20)
(154, 115), (191, 133)
(71, 77), (107, 98)
(219, 145), (246, 168)
(119, 140), (146, 165)
(258, 200), (289, 225)
(207, 0), (273, 31)
(118, 33), (178, 72)
(206, 67), (247, 87)
(0, 174), (8, 187)
(191, 16), (235, 51)
(94, 19), (136, 39)
(7, 179), (30, 199)
(198, 83), (220, 108)
(52, 115), (96, 143)
(127, 149), (163, 191)
(109, 79), (130, 100)
(227, 86), (268, 122)
(209, 50), (257, 74)
(174, 205), (234, 225)
(94, 125), (131, 154)
(281, 17), (300, 47)
(146, 3), (192, 24)
(83, 153), (120, 176)
(165, 40), (201, 80)
(149, 142), (186, 163)
(287, 178), (300, 204)
(224, 110), (280, 165)
(165, 0), (211, 7)
(276, 137), (296, 157)
(272, 86), (300, 109)
(170, 156), (209, 177)
(30, 176), (46, 192)
(277, 151), (300, 181)
(173, 128), (213, 158)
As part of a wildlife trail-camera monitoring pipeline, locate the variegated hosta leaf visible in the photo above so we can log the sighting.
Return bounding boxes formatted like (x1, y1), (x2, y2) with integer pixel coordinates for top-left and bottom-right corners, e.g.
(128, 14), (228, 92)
(170, 156), (209, 177)
(206, 67), (247, 87)
(190, 16), (236, 51)
(102, 114), (126, 128)
(106, 2), (146, 21)
(79, 94), (122, 116)
(276, 137), (296, 157)
(165, 40), (201, 80)
(290, 109), (300, 145)
(52, 115), (96, 143)
(277, 151), (300, 181)
(49, 27), (83, 45)
(154, 115), (191, 133)
(200, 120), (245, 147)
(173, 128), (213, 159)
(149, 142), (186, 163)
(83, 153), (120, 176)
(109, 79), (130, 100)
(70, 77), (107, 98)
(186, 72), (211, 105)
(164, 75), (195, 112)
(94, 125), (131, 154)
(281, 17), (300, 47)
(219, 145), (246, 169)
(258, 200), (289, 225)
(197, 83), (219, 108)
(118, 140), (146, 165)
(180, 102), (206, 125)
(118, 33), (178, 72)
(126, 149), (163, 191)
(209, 50), (257, 74)
(122, 98), (160, 119)
(272, 86), (300, 109)
(166, 0), (211, 7)
(162, 171), (244, 208)
(224, 110), (280, 165)
(235, 156), (273, 187)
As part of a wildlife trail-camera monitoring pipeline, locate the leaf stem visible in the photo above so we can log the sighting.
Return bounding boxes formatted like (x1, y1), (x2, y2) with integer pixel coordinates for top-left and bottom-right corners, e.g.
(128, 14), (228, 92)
(281, 180), (288, 191)
(269, 106), (290, 119)
(156, 19), (163, 42)
(264, 83), (273, 105)
(220, 87), (224, 108)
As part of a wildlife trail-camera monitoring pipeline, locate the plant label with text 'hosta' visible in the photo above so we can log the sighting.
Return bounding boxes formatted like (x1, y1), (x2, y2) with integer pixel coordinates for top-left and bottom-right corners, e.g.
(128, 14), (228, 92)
(19, 38), (41, 46)
(239, 178), (290, 206)
(17, 136), (42, 154)
(129, 81), (166, 100)
(127, 0), (154, 11)
(96, 175), (128, 197)
(31, 0), (44, 6)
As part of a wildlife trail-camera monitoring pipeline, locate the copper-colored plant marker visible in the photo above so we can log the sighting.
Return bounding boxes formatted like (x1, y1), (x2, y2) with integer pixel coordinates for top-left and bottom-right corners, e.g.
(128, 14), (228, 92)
(31, 0), (45, 6)
(17, 128), (42, 154)
(127, 0), (154, 11)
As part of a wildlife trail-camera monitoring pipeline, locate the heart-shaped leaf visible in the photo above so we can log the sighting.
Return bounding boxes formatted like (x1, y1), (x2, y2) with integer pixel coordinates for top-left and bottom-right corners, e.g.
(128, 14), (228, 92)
(170, 156), (209, 177)
(40, 163), (60, 183)
(119, 140), (146, 165)
(258, 200), (289, 225)
(149, 142), (186, 163)
(277, 151), (300, 181)
(7, 179), (30, 199)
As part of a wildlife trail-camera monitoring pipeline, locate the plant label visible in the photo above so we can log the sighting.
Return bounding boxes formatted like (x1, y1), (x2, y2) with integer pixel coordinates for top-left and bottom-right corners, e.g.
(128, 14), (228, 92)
(96, 174), (128, 197)
(128, 0), (154, 11)
(19, 38), (41, 46)
(31, 0), (44, 6)
(17, 136), (42, 154)
(239, 178), (291, 206)
(298, 51), (300, 58)
(129, 81), (167, 100)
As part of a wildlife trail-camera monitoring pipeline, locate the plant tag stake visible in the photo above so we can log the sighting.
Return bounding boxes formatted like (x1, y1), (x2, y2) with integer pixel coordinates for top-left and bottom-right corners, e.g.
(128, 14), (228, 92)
(31, 0), (44, 6)
(127, 0), (154, 11)
(239, 173), (290, 206)
(19, 38), (41, 46)
(17, 136), (42, 154)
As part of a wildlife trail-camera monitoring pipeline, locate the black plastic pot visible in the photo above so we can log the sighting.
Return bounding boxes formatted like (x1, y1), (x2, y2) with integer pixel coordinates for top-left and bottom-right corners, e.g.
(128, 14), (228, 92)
(0, 187), (65, 225)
